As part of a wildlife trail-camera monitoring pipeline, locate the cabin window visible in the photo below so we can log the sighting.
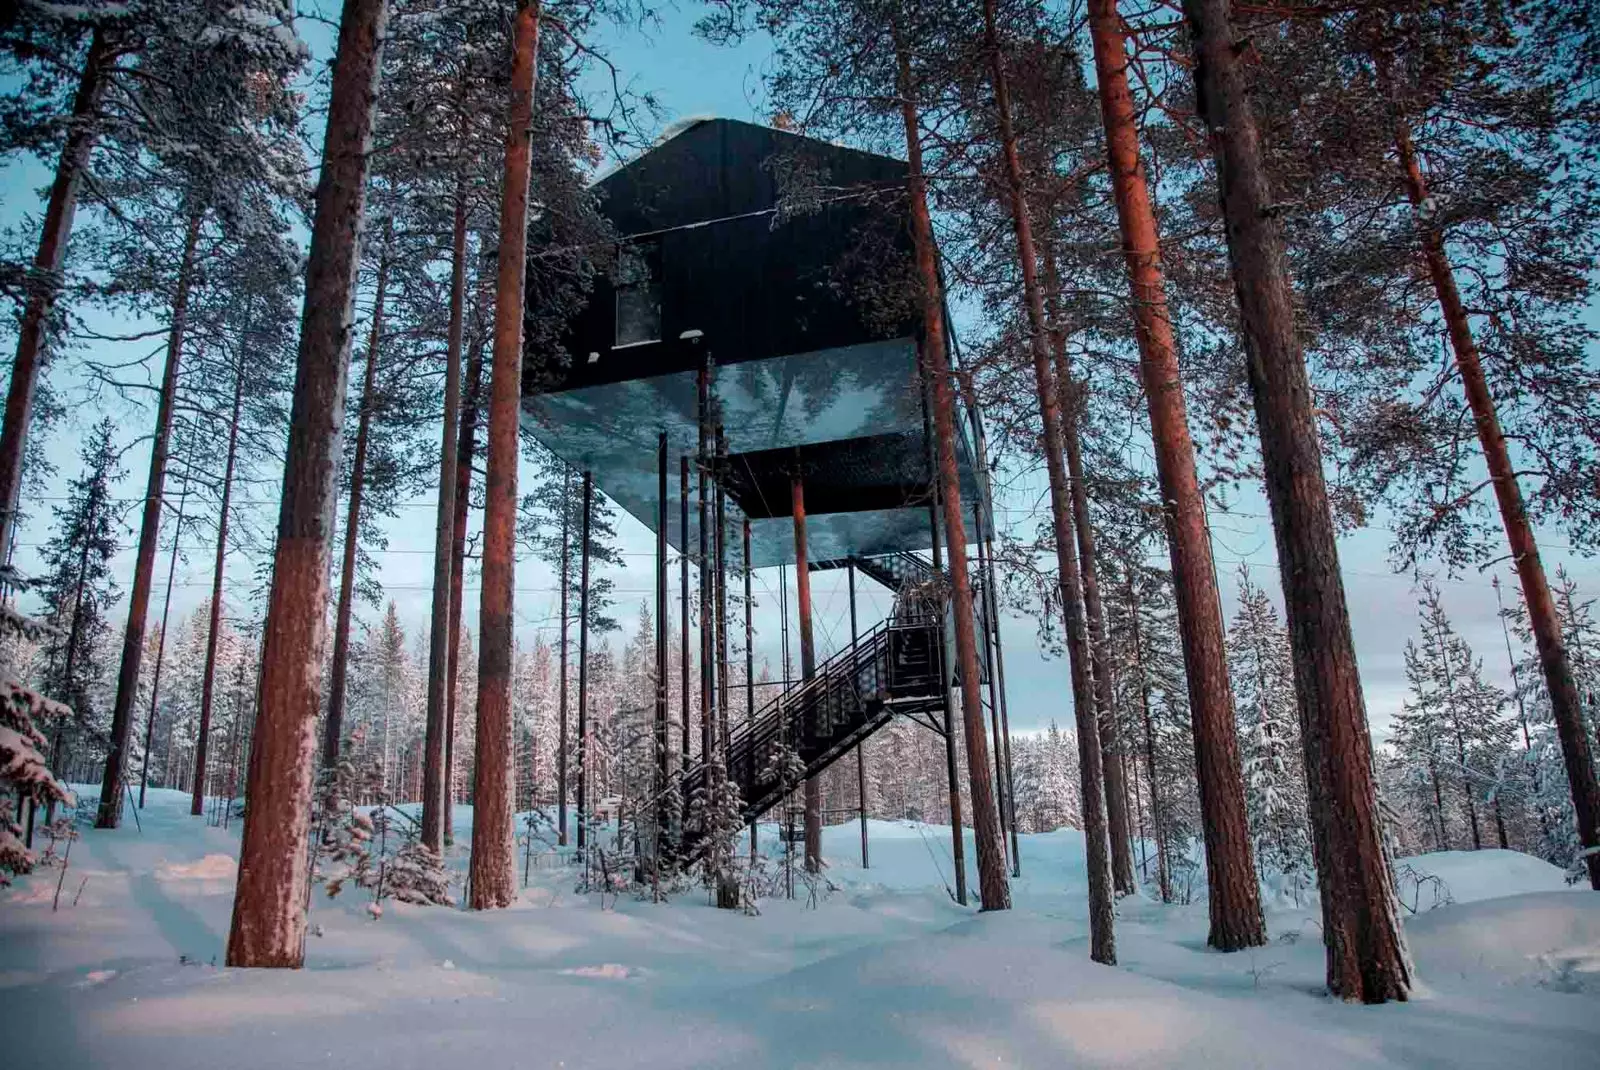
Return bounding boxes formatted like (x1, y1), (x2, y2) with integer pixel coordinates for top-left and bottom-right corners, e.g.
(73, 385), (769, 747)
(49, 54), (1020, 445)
(614, 242), (661, 347)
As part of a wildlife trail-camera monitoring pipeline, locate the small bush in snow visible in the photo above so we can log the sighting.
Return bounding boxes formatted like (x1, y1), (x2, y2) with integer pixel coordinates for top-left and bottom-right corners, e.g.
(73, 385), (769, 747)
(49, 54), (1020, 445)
(382, 842), (453, 906)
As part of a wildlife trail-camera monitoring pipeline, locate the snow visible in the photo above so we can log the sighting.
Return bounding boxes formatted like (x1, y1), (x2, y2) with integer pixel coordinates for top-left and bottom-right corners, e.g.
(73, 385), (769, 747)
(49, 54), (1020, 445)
(3, 788), (1598, 1069)
(1397, 849), (1579, 905)
(587, 115), (723, 186)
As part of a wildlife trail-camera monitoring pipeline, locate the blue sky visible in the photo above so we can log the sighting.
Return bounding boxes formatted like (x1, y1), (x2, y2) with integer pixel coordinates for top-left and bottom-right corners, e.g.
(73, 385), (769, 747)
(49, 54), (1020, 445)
(3, 2), (1597, 742)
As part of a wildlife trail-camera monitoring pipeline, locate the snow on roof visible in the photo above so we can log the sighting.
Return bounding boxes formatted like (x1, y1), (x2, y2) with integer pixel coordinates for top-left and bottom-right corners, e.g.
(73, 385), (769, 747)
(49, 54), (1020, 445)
(586, 114), (721, 188)
(584, 116), (897, 192)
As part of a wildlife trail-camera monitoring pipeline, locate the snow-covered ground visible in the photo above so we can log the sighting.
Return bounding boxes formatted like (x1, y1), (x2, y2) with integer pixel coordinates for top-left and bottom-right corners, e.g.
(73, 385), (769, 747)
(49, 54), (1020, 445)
(4, 789), (1598, 1068)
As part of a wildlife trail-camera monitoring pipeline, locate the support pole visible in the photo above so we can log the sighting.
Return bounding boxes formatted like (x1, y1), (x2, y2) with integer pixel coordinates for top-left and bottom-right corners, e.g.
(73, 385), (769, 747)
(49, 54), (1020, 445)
(791, 462), (822, 873)
(850, 562), (869, 869)
(779, 560), (791, 886)
(697, 364), (712, 802)
(744, 516), (756, 858)
(715, 426), (730, 754)
(680, 456), (691, 779)
(780, 565), (791, 686)
(655, 433), (668, 872)
(557, 465), (571, 846)
(576, 471), (593, 855)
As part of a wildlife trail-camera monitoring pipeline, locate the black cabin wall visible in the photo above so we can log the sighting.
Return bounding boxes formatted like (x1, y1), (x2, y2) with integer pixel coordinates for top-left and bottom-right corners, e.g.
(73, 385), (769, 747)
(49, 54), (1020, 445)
(548, 119), (915, 392)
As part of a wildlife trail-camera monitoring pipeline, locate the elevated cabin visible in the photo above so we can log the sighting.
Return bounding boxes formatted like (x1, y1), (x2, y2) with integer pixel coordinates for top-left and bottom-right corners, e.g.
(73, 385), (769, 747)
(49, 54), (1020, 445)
(520, 117), (983, 567)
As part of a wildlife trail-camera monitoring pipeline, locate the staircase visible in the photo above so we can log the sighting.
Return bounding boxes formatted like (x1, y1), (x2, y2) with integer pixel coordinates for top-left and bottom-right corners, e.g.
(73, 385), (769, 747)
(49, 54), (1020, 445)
(668, 548), (1006, 860)
(812, 551), (990, 681)
(674, 612), (945, 855)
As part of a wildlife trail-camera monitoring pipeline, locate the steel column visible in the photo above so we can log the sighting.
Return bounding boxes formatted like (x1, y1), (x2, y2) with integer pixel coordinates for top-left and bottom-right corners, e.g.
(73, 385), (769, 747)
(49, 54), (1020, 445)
(715, 425), (730, 754)
(744, 516), (757, 859)
(576, 470), (593, 855)
(680, 456), (690, 781)
(850, 562), (869, 869)
(655, 432), (669, 870)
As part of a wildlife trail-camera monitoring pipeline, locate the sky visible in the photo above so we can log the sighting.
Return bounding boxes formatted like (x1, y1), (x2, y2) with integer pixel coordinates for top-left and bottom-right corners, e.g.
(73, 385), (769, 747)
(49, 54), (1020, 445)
(3, 2), (1597, 743)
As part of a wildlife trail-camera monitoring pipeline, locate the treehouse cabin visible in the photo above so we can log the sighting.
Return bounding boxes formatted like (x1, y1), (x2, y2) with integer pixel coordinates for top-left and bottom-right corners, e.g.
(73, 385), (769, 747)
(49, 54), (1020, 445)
(520, 116), (982, 567)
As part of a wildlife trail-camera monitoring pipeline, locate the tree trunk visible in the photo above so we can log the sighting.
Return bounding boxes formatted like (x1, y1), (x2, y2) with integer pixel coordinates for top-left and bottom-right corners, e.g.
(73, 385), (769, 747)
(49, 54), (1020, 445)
(977, 1), (1102, 922)
(1060, 374), (1137, 897)
(446, 337), (485, 843)
(144, 440), (191, 809)
(97, 206), (204, 829)
(0, 27), (116, 554)
(193, 347), (246, 816)
(1040, 245), (1137, 897)
(1087, 0), (1264, 948)
(791, 470), (823, 874)
(1127, 563), (1172, 902)
(904, 19), (1011, 914)
(1183, 0), (1410, 1001)
(322, 241), (389, 768)
(421, 182), (469, 854)
(226, 0), (389, 969)
(469, 0), (541, 911)
(1389, 107), (1600, 889)
(1429, 749), (1449, 851)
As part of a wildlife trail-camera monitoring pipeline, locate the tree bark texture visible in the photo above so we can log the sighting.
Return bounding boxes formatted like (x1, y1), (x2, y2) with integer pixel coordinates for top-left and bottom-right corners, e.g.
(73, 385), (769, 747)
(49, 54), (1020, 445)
(906, 18), (1011, 913)
(322, 242), (389, 769)
(0, 27), (116, 554)
(1183, 0), (1411, 1001)
(421, 185), (468, 854)
(1088, 0), (1265, 948)
(469, 0), (541, 911)
(1390, 111), (1600, 889)
(98, 206), (205, 829)
(227, 0), (389, 969)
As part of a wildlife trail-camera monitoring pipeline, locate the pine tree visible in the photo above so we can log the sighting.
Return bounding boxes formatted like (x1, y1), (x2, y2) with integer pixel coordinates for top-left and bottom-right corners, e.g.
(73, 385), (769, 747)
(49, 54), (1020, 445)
(1506, 569), (1600, 875)
(1227, 567), (1312, 899)
(33, 419), (123, 779)
(1072, 0), (1265, 947)
(183, 238), (300, 816)
(1351, 4), (1600, 889)
(1181, 0), (1412, 1003)
(1032, 722), (1081, 832)
(0, 5), (125, 552)
(519, 443), (623, 844)
(74, 0), (306, 829)
(1393, 582), (1516, 855)
(470, 0), (543, 912)
(227, 0), (390, 970)
(0, 570), (74, 884)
